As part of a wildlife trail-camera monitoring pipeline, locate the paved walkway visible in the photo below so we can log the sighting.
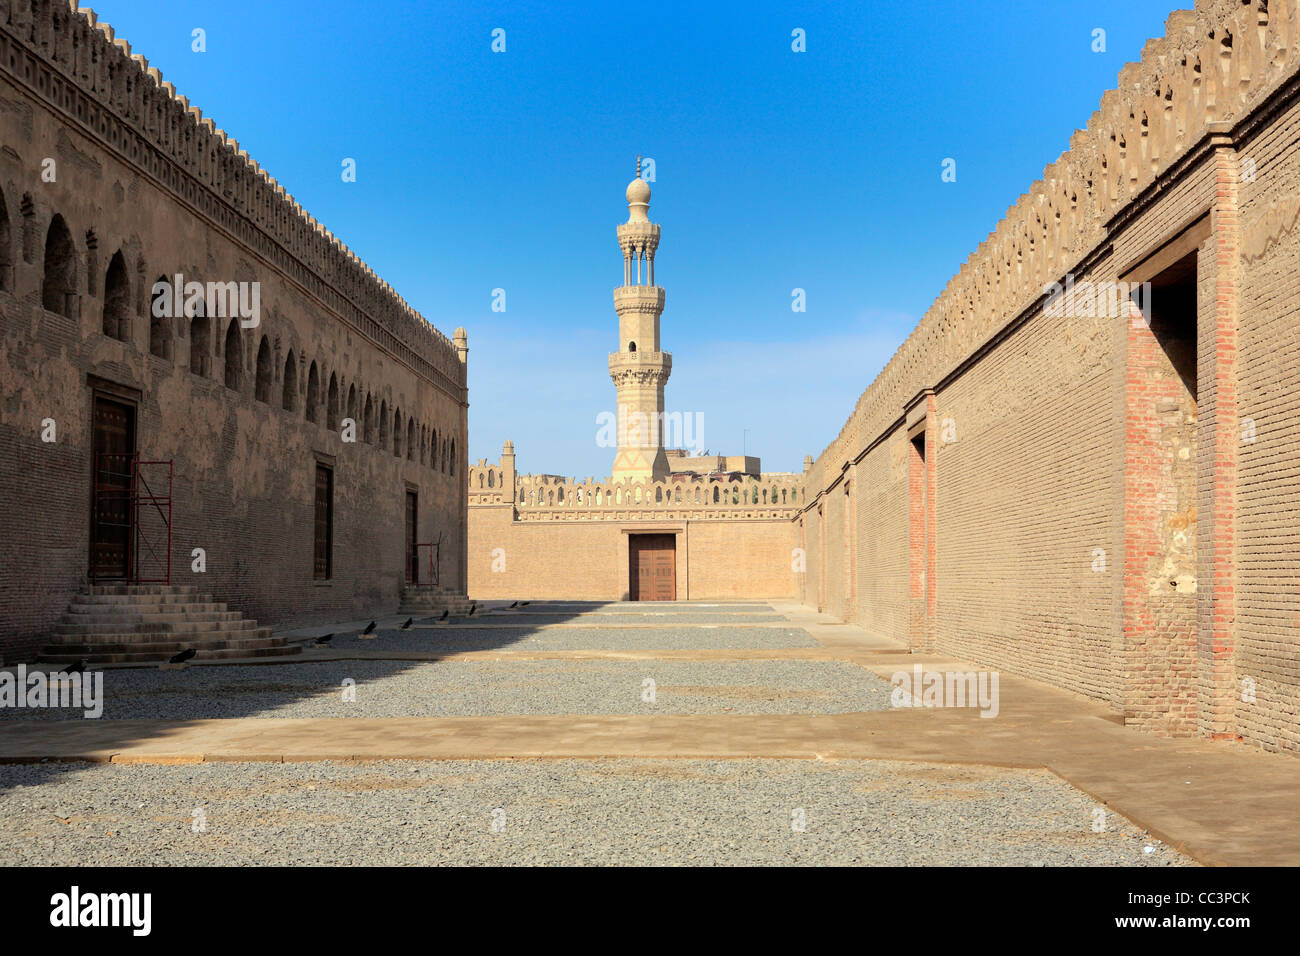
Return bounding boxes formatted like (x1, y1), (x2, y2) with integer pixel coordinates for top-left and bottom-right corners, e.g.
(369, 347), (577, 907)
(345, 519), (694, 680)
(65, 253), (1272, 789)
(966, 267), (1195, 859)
(2, 600), (1297, 866)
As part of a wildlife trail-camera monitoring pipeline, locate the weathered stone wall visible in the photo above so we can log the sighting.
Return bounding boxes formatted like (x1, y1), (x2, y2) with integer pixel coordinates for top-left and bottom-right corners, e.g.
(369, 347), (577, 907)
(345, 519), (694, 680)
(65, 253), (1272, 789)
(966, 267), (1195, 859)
(0, 1), (469, 659)
(800, 0), (1300, 754)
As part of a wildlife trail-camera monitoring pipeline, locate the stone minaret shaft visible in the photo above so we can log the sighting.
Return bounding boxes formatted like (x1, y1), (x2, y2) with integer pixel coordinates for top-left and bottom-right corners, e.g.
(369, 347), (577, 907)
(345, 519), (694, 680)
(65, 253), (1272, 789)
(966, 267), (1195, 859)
(609, 157), (671, 482)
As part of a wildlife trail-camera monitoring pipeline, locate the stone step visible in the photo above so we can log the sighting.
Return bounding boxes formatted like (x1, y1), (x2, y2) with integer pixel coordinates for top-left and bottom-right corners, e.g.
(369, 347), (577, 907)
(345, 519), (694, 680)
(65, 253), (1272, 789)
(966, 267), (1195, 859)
(53, 619), (258, 636)
(70, 594), (217, 608)
(58, 609), (243, 625)
(87, 584), (199, 596)
(67, 602), (229, 616)
(47, 626), (271, 646)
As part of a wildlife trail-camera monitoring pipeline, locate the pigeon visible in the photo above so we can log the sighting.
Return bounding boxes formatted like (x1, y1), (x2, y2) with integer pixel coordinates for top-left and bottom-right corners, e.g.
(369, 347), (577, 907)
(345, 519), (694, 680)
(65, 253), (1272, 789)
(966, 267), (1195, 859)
(509, 601), (518, 609)
(64, 659), (88, 675)
(362, 621), (376, 635)
(400, 617), (413, 630)
(437, 609), (449, 621)
(468, 603), (477, 616)
(169, 648), (196, 664)
(520, 601), (530, 607)
(314, 633), (334, 645)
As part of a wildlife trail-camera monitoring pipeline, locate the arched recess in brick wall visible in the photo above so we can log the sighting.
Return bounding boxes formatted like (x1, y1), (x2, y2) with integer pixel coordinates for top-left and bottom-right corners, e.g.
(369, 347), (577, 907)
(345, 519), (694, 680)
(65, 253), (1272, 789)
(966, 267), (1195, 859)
(102, 251), (131, 341)
(0, 188), (12, 292)
(450, 439), (455, 475)
(346, 384), (357, 425)
(282, 350), (297, 411)
(363, 394), (374, 444)
(189, 292), (210, 377)
(254, 336), (272, 403)
(430, 428), (438, 470)
(406, 418), (415, 462)
(149, 274), (171, 358)
(41, 214), (77, 318)
(306, 362), (320, 423)
(223, 319), (242, 391)
(379, 400), (390, 449)
(326, 372), (339, 430)
(392, 408), (402, 459)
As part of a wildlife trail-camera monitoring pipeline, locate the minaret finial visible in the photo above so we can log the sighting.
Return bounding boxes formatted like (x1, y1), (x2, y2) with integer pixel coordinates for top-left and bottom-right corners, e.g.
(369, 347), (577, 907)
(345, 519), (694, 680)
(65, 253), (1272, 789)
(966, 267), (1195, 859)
(636, 154), (641, 180)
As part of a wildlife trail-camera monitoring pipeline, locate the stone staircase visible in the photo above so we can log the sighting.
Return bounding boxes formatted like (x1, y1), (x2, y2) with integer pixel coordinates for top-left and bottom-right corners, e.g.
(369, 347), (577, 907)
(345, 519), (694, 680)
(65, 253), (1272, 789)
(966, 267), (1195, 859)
(398, 584), (474, 619)
(39, 584), (301, 665)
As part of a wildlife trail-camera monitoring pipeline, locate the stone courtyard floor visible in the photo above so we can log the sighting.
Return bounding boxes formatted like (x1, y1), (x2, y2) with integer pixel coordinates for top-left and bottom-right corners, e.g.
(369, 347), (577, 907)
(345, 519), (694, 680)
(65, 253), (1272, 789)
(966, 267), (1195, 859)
(0, 600), (1296, 866)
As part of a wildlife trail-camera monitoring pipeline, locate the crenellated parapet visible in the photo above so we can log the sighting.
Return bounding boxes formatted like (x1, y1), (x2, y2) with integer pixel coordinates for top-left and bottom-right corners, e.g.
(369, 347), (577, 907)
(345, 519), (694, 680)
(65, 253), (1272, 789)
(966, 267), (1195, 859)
(467, 444), (805, 519)
(804, 0), (1298, 500)
(0, 0), (462, 389)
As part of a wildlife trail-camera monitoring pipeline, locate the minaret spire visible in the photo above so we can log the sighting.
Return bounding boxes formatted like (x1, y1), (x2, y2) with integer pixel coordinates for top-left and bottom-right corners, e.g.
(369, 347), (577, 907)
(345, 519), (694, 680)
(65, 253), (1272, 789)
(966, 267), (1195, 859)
(609, 159), (671, 482)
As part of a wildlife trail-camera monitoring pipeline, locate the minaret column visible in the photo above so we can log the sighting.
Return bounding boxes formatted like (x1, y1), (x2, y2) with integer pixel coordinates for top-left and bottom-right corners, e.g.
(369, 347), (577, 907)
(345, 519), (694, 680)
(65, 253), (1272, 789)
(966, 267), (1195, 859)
(610, 156), (670, 482)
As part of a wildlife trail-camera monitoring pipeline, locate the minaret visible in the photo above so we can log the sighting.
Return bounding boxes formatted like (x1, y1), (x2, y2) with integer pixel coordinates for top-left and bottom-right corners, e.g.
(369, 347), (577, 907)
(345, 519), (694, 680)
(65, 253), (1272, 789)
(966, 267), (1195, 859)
(609, 156), (671, 482)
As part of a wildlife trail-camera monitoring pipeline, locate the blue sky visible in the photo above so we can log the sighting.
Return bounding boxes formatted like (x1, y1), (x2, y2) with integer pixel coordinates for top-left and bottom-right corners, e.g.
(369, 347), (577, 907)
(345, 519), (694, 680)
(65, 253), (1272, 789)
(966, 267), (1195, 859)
(95, 0), (1187, 477)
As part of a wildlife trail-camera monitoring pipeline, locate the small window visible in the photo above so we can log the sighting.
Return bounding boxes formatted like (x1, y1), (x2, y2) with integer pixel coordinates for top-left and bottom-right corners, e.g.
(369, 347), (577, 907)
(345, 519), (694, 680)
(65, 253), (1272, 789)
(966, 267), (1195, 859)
(314, 463), (333, 580)
(628, 341), (637, 352)
(223, 319), (242, 390)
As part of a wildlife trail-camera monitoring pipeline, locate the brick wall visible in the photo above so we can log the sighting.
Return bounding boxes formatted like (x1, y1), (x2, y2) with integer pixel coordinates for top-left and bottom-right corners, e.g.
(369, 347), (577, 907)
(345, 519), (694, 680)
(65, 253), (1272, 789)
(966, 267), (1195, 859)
(796, 0), (1300, 754)
(0, 7), (468, 660)
(467, 504), (797, 601)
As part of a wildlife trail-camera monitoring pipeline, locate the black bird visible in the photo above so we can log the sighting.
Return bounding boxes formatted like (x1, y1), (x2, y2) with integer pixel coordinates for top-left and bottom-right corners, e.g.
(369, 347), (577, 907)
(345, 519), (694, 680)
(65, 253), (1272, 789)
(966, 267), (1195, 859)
(520, 601), (530, 607)
(509, 601), (518, 609)
(400, 617), (413, 630)
(362, 621), (376, 635)
(314, 633), (334, 645)
(64, 659), (88, 675)
(437, 609), (449, 621)
(169, 648), (196, 664)
(468, 603), (477, 616)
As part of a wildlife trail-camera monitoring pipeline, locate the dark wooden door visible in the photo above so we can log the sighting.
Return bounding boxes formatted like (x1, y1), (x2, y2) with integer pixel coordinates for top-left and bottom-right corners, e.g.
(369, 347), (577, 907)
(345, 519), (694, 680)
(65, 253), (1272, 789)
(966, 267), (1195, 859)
(90, 396), (135, 579)
(405, 490), (418, 584)
(629, 534), (675, 601)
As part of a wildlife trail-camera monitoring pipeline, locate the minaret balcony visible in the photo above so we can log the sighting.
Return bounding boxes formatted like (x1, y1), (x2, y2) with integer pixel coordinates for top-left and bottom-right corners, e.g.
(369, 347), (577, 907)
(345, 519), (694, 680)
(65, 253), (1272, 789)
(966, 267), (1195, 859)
(613, 285), (666, 311)
(609, 351), (672, 384)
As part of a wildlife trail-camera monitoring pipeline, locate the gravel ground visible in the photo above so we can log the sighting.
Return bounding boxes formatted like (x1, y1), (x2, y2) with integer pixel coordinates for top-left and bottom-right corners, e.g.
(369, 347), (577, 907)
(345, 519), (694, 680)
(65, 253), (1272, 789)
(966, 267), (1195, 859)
(0, 660), (889, 720)
(321, 625), (818, 653)
(0, 758), (1194, 866)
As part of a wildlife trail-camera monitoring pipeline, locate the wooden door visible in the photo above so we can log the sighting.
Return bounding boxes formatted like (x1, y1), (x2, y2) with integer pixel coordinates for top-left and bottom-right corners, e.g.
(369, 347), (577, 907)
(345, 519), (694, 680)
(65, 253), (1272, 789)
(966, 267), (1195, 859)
(630, 534), (676, 601)
(90, 396), (135, 579)
(405, 490), (418, 584)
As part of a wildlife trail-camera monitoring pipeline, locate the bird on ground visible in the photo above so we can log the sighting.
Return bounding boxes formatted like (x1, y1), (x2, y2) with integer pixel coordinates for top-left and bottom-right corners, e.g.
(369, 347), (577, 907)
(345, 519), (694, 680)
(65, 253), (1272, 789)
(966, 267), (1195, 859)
(314, 633), (334, 645)
(400, 617), (413, 630)
(437, 609), (449, 621)
(509, 601), (518, 609)
(520, 601), (530, 607)
(362, 621), (376, 634)
(64, 659), (88, 674)
(468, 603), (477, 616)
(169, 648), (196, 664)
